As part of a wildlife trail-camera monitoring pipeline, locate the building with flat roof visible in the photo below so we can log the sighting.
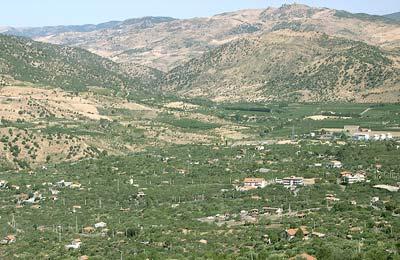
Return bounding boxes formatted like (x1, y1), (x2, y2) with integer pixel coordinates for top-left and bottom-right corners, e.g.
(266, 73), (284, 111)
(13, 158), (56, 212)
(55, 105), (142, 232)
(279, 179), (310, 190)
(341, 172), (365, 184)
(328, 160), (342, 168)
(282, 176), (304, 188)
(242, 178), (267, 190)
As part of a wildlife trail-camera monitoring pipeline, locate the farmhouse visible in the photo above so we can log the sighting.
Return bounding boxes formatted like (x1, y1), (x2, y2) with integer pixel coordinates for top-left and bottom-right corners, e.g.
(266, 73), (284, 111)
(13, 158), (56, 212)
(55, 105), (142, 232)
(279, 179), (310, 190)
(282, 176), (304, 188)
(243, 178), (267, 189)
(326, 194), (340, 202)
(328, 160), (342, 168)
(137, 191), (146, 198)
(0, 235), (16, 245)
(284, 226), (309, 240)
(65, 239), (81, 250)
(341, 172), (366, 184)
(255, 145), (265, 151)
(0, 180), (8, 189)
(262, 207), (283, 215)
(258, 168), (271, 174)
(353, 133), (370, 141)
(94, 222), (107, 229)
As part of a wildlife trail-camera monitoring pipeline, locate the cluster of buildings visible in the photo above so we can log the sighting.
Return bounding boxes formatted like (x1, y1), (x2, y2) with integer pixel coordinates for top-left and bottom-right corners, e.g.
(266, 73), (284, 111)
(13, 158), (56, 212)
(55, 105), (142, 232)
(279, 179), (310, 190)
(239, 176), (305, 191)
(198, 207), (284, 227)
(344, 125), (393, 141)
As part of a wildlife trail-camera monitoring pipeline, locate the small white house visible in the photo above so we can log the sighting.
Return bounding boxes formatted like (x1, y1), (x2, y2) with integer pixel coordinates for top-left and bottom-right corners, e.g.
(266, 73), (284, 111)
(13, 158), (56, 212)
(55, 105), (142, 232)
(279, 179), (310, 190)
(0, 180), (8, 189)
(255, 146), (265, 151)
(353, 133), (370, 141)
(94, 222), (107, 229)
(65, 239), (81, 250)
(328, 160), (342, 168)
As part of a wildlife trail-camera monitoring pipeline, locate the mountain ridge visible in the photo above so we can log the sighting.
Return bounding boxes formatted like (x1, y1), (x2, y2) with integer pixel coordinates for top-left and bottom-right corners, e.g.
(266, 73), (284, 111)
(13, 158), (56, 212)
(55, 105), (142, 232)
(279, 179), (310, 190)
(2, 16), (177, 38)
(1, 4), (399, 103)
(3, 4), (399, 72)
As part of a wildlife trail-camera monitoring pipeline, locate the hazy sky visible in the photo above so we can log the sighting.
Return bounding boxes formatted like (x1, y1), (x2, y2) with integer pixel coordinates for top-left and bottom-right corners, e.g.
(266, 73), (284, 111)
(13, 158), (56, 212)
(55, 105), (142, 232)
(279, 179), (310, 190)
(2, 0), (399, 27)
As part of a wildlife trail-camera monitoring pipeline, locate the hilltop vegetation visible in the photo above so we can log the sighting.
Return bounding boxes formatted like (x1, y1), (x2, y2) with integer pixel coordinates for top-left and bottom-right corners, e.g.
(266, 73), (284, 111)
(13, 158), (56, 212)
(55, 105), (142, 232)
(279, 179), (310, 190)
(165, 31), (400, 102)
(0, 35), (159, 91)
(384, 12), (400, 22)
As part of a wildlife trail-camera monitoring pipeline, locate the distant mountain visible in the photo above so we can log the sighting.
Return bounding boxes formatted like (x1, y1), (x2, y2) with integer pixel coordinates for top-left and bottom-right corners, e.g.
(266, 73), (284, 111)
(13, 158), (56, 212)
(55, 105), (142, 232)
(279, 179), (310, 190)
(0, 34), (160, 91)
(165, 31), (400, 103)
(2, 16), (176, 38)
(384, 12), (400, 21)
(1, 4), (400, 103)
(4, 4), (399, 71)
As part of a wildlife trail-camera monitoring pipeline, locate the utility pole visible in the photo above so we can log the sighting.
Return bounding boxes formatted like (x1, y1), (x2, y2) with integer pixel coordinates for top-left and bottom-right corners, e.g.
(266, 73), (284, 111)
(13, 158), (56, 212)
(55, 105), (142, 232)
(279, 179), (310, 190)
(11, 214), (16, 229)
(291, 125), (295, 140)
(75, 215), (78, 233)
(58, 226), (62, 242)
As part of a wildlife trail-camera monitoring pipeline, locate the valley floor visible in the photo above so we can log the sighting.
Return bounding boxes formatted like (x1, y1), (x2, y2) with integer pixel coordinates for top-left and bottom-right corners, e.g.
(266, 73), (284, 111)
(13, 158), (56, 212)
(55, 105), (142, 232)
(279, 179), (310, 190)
(0, 85), (399, 259)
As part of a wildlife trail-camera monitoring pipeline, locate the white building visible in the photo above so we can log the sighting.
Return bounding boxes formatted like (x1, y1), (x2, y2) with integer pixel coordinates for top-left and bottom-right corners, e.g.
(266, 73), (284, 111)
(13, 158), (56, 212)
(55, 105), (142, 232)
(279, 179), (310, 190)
(328, 160), (342, 168)
(342, 173), (365, 184)
(255, 146), (265, 151)
(282, 176), (304, 188)
(353, 133), (370, 141)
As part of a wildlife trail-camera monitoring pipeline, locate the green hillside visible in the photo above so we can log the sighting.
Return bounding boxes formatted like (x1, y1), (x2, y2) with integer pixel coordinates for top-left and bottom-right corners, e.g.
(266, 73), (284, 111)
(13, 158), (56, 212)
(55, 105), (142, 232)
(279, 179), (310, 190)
(165, 31), (400, 102)
(383, 12), (400, 22)
(0, 34), (158, 91)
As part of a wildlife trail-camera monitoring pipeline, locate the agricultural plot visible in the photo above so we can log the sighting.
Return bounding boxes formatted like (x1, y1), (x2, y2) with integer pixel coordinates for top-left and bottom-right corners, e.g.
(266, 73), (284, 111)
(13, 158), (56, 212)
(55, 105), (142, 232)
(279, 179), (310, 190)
(0, 141), (399, 259)
(0, 94), (399, 259)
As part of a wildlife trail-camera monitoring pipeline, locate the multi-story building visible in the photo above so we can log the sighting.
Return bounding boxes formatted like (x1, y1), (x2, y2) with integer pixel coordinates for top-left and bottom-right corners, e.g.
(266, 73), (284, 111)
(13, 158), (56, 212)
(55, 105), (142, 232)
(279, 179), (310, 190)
(282, 176), (304, 188)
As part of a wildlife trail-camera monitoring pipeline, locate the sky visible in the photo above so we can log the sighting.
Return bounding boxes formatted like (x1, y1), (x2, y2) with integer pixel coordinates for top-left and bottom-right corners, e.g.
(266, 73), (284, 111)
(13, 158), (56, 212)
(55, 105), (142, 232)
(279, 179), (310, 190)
(1, 0), (399, 27)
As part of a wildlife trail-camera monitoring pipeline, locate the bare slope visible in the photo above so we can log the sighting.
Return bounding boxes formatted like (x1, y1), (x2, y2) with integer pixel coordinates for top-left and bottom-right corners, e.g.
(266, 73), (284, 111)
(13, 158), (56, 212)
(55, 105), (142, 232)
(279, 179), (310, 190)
(6, 4), (399, 71)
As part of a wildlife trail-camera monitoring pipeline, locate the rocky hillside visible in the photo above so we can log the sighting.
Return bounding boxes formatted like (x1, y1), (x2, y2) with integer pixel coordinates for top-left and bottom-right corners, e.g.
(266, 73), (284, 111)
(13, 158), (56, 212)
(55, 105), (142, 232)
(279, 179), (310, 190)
(5, 4), (399, 71)
(0, 34), (161, 91)
(165, 31), (400, 103)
